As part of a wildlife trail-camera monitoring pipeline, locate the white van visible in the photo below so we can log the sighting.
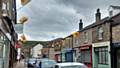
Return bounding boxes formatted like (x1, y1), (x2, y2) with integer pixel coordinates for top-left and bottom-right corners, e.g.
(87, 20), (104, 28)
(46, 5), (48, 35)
(54, 62), (88, 68)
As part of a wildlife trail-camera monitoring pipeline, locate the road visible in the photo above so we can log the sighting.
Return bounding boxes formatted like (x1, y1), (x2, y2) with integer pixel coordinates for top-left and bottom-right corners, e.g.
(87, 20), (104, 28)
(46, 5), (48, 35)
(14, 59), (25, 68)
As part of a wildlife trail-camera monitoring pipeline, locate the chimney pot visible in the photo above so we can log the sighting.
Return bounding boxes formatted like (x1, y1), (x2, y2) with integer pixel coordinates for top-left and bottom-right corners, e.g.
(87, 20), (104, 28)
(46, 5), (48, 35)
(79, 19), (83, 31)
(96, 8), (101, 23)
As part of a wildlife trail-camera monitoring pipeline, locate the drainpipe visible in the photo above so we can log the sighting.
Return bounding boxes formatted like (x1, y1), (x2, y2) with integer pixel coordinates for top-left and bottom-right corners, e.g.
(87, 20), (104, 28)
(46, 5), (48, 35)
(72, 35), (74, 62)
(108, 19), (114, 68)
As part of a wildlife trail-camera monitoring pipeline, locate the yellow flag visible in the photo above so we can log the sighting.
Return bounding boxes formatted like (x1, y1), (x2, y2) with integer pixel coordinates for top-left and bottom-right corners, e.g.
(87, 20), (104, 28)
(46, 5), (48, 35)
(21, 0), (31, 6)
(19, 16), (28, 24)
(20, 34), (27, 43)
(72, 32), (80, 38)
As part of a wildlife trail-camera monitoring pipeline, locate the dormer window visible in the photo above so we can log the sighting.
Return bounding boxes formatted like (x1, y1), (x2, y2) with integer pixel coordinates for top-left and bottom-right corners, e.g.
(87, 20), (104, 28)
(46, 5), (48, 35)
(98, 27), (103, 40)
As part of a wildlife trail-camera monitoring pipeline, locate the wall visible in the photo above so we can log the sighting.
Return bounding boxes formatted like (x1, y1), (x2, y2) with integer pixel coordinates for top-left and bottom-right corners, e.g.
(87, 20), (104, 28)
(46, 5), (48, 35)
(64, 36), (73, 48)
(112, 24), (120, 43)
(73, 32), (80, 48)
(80, 29), (92, 45)
(0, 0), (2, 18)
(92, 23), (110, 43)
(32, 44), (43, 58)
(49, 48), (55, 60)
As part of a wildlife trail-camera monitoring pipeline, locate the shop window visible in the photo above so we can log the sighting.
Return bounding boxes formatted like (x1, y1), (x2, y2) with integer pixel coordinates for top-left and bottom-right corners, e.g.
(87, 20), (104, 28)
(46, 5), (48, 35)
(80, 50), (90, 63)
(0, 36), (4, 58)
(0, 46), (3, 58)
(95, 47), (108, 64)
(61, 53), (65, 62)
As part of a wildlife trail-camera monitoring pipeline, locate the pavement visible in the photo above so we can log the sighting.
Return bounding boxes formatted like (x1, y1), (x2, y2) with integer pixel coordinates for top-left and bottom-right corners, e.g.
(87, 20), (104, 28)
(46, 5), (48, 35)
(14, 59), (25, 68)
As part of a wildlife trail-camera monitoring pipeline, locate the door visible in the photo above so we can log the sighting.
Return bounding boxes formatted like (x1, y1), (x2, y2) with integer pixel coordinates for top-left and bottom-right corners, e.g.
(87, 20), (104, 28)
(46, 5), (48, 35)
(65, 52), (73, 62)
(117, 49), (120, 68)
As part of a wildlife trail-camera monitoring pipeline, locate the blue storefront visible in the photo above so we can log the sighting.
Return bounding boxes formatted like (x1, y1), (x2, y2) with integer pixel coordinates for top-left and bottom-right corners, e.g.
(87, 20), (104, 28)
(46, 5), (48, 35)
(61, 48), (75, 62)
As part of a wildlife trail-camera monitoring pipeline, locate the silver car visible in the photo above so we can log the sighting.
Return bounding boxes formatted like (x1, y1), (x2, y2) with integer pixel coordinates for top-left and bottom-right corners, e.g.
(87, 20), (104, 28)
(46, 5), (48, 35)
(36, 58), (56, 68)
(27, 58), (37, 68)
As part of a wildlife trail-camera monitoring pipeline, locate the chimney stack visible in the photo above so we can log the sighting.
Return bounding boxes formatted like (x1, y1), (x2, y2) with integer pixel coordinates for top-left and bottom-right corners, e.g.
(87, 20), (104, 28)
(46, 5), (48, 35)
(79, 19), (83, 31)
(96, 8), (101, 23)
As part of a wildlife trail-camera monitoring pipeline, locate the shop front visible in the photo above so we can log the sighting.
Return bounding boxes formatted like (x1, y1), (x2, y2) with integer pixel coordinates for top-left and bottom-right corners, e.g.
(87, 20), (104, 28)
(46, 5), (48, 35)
(55, 53), (61, 63)
(61, 48), (75, 62)
(0, 33), (11, 68)
(65, 48), (76, 62)
(92, 41), (111, 68)
(79, 45), (92, 68)
(65, 51), (73, 62)
(113, 42), (120, 68)
(0, 37), (4, 68)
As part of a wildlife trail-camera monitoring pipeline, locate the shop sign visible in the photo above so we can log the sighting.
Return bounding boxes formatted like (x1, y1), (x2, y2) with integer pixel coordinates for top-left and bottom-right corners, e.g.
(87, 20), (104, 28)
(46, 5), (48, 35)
(80, 47), (89, 50)
(5, 33), (11, 40)
(15, 43), (21, 48)
(93, 41), (110, 47)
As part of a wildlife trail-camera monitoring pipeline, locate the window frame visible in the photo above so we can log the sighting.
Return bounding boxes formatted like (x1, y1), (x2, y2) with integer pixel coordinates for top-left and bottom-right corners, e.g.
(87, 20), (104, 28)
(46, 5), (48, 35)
(98, 27), (104, 40)
(79, 50), (91, 63)
(95, 47), (108, 65)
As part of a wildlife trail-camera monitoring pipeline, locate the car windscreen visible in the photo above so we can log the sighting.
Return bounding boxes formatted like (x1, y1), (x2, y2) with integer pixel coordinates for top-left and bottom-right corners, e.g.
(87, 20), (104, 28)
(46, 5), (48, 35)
(28, 59), (36, 63)
(42, 60), (56, 67)
(36, 59), (56, 68)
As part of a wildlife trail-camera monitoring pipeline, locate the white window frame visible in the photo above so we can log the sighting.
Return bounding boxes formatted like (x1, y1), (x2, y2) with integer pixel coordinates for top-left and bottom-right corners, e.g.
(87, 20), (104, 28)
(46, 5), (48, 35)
(98, 27), (103, 40)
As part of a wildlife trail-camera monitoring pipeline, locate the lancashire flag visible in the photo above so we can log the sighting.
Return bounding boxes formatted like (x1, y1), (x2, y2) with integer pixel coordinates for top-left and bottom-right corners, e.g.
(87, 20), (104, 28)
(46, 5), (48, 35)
(20, 34), (27, 42)
(21, 0), (31, 6)
(19, 16), (28, 24)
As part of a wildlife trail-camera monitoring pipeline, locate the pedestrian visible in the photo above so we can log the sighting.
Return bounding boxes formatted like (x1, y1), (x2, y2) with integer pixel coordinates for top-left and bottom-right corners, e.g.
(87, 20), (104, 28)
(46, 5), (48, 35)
(17, 56), (21, 62)
(39, 61), (42, 68)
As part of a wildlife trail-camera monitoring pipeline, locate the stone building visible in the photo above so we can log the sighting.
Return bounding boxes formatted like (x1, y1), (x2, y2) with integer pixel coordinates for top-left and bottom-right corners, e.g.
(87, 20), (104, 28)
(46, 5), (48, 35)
(48, 38), (63, 62)
(110, 6), (120, 68)
(78, 21), (93, 68)
(0, 0), (17, 68)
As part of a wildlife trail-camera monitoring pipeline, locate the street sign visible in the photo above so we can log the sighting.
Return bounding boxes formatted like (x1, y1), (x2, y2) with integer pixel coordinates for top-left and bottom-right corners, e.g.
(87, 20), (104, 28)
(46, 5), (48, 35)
(14, 23), (23, 34)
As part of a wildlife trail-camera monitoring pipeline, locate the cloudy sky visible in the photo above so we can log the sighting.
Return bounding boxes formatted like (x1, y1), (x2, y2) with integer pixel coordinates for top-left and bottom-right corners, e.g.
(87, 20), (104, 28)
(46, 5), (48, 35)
(17, 0), (120, 41)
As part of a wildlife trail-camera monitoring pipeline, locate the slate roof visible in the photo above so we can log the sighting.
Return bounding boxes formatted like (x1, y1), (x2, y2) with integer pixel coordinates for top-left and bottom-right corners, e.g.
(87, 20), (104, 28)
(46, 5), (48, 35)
(79, 17), (109, 32)
(79, 12), (120, 32)
(110, 5), (120, 9)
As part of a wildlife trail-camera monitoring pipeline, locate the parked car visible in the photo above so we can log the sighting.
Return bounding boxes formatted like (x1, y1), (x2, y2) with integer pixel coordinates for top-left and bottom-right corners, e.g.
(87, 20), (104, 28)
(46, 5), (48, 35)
(36, 58), (56, 68)
(54, 62), (88, 68)
(27, 58), (37, 68)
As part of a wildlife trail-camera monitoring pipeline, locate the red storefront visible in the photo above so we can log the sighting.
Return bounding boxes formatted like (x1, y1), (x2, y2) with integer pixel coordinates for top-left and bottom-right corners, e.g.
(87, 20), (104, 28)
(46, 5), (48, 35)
(55, 53), (61, 63)
(79, 44), (92, 68)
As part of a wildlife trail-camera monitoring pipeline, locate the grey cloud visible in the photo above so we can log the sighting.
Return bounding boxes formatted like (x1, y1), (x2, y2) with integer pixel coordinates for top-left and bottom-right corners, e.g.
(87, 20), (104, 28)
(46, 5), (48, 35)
(56, 0), (120, 26)
(18, 0), (120, 41)
(56, 0), (120, 9)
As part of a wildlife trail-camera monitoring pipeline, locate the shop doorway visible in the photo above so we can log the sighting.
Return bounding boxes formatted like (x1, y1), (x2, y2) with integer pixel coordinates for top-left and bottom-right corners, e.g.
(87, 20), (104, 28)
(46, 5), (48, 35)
(117, 49), (120, 68)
